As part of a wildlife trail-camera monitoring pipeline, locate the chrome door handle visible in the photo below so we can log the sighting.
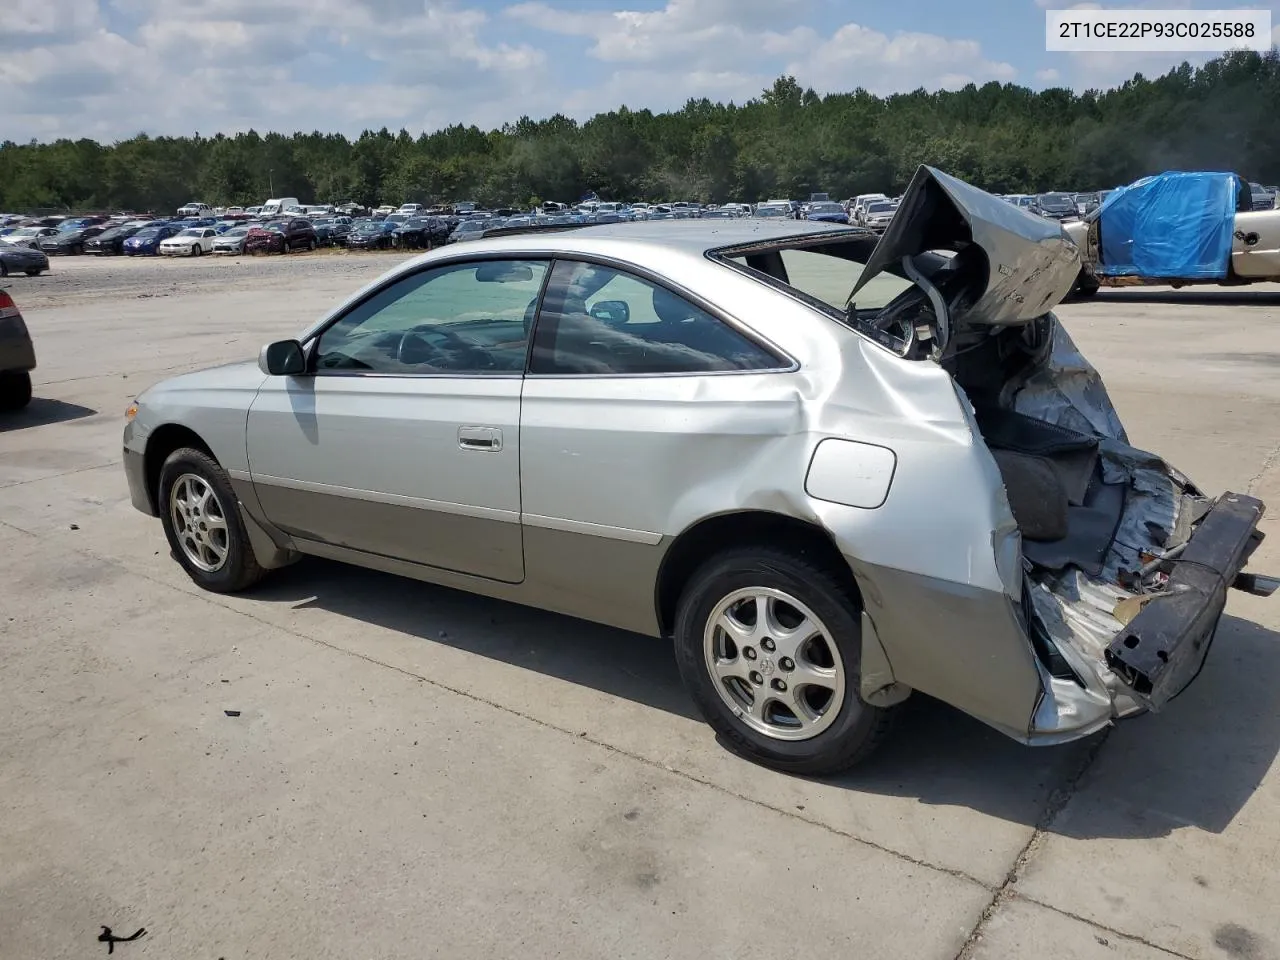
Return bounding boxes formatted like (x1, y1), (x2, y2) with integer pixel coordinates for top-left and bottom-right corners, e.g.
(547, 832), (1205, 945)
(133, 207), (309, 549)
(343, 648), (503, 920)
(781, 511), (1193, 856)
(458, 426), (502, 451)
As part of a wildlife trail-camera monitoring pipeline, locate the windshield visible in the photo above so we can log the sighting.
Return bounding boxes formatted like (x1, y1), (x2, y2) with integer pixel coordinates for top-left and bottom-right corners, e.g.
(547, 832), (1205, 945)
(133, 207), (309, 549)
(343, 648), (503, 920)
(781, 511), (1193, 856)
(263, 221), (286, 233)
(177, 229), (202, 237)
(354, 222), (380, 234)
(755, 207), (787, 217)
(135, 227), (161, 238)
(867, 203), (893, 214)
(224, 227), (249, 237)
(1038, 194), (1074, 210)
(809, 203), (844, 214)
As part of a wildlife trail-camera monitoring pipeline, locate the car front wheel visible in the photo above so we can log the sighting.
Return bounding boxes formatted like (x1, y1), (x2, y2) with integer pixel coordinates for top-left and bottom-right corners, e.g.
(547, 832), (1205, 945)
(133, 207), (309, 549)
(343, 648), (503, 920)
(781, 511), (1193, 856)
(0, 371), (33, 411)
(673, 547), (896, 774)
(158, 447), (267, 593)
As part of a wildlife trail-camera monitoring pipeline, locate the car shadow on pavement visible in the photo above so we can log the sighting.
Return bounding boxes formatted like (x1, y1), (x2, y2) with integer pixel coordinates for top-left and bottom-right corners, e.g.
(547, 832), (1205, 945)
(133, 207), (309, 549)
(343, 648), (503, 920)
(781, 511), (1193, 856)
(1078, 289), (1280, 307)
(252, 560), (1280, 839)
(840, 613), (1280, 840)
(0, 398), (97, 432)
(251, 556), (702, 720)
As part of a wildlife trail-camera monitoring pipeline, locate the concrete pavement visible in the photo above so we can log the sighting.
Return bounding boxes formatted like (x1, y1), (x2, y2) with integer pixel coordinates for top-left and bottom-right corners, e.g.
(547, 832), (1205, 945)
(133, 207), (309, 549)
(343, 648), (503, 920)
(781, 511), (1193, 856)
(2, 257), (1278, 959)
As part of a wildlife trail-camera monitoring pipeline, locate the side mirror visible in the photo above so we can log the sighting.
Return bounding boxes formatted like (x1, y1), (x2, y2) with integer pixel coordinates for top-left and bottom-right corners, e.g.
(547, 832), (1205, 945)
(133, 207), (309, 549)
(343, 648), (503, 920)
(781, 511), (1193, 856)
(589, 300), (630, 325)
(259, 340), (307, 376)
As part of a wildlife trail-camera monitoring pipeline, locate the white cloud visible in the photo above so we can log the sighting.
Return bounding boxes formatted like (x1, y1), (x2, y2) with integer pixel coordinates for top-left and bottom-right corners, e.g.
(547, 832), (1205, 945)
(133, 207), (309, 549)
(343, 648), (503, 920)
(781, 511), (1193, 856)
(790, 24), (1017, 94)
(0, 0), (552, 141)
(1036, 67), (1062, 82)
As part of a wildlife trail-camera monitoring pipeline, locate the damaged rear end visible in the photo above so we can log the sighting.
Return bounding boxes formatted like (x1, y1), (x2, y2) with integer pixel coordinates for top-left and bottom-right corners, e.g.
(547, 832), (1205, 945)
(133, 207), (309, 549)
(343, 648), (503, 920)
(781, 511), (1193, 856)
(853, 166), (1272, 732)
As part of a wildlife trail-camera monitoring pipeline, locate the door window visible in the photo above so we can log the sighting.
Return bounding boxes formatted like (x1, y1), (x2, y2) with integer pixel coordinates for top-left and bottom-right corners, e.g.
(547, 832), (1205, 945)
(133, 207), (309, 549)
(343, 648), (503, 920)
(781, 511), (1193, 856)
(529, 260), (781, 375)
(314, 260), (547, 375)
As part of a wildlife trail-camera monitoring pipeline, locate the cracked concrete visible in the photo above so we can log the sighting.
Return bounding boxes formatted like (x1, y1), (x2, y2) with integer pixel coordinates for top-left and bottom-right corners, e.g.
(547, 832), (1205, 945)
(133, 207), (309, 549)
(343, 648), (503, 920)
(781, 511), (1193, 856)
(2, 259), (1279, 959)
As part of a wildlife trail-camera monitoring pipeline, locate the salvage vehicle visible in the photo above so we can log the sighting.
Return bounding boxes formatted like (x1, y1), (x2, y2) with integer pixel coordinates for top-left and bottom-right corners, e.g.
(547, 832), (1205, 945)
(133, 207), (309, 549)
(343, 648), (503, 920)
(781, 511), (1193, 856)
(391, 216), (449, 250)
(121, 167), (1273, 774)
(1065, 171), (1280, 296)
(805, 201), (850, 225)
(38, 223), (108, 256)
(245, 218), (318, 255)
(124, 224), (181, 256)
(1032, 193), (1078, 221)
(1, 226), (58, 248)
(0, 244), (49, 277)
(0, 290), (35, 410)
(212, 226), (252, 255)
(159, 228), (217, 257)
(346, 218), (398, 250)
(85, 223), (147, 255)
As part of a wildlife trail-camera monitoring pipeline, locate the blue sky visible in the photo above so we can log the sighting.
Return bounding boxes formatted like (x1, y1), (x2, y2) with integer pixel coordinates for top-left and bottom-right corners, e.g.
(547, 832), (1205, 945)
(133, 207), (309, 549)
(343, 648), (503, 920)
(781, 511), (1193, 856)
(2, 0), (1277, 142)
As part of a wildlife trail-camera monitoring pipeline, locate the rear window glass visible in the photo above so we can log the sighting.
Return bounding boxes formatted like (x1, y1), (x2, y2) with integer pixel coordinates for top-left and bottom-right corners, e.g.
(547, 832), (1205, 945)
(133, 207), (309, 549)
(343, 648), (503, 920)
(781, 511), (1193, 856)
(774, 249), (912, 312)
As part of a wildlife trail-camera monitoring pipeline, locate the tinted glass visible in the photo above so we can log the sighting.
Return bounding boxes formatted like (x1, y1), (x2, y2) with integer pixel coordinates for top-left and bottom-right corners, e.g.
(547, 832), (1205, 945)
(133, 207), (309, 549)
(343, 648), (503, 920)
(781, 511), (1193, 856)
(314, 260), (548, 375)
(529, 261), (780, 376)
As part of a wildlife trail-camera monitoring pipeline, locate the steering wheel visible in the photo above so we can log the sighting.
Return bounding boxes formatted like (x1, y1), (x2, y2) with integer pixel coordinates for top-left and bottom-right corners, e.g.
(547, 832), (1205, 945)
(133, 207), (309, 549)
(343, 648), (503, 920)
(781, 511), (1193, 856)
(396, 326), (489, 368)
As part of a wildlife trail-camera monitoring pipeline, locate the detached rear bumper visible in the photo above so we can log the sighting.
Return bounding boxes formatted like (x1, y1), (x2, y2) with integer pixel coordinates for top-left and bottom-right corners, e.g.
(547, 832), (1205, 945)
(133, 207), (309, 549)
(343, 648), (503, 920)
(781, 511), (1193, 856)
(1104, 492), (1265, 709)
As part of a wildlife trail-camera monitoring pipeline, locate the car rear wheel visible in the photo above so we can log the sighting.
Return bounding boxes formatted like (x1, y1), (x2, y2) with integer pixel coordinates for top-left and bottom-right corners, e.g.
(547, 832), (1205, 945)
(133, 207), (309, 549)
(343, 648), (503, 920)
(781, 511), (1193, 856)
(0, 371), (33, 411)
(0, 262), (7, 277)
(1074, 273), (1100, 298)
(25, 269), (43, 276)
(673, 547), (896, 774)
(158, 447), (267, 593)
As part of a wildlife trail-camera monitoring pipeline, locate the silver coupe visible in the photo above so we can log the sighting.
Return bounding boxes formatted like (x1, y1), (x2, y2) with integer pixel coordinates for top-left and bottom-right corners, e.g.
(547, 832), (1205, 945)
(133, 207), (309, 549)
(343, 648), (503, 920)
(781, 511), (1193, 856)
(123, 167), (1272, 774)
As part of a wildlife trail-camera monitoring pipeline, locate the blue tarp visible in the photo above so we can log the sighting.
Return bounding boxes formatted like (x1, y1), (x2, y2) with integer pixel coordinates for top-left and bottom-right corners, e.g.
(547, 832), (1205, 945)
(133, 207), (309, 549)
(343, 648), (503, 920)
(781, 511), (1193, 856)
(1097, 171), (1239, 279)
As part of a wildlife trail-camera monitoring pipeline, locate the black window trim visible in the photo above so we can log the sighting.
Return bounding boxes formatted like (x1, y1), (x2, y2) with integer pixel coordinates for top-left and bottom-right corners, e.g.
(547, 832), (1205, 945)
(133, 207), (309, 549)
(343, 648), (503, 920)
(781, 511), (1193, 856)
(523, 253), (797, 379)
(303, 253), (555, 380)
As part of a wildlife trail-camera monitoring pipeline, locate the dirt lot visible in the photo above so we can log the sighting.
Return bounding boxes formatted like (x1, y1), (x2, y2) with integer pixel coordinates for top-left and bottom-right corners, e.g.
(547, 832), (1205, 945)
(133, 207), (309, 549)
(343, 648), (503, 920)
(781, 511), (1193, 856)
(3, 255), (1280, 960)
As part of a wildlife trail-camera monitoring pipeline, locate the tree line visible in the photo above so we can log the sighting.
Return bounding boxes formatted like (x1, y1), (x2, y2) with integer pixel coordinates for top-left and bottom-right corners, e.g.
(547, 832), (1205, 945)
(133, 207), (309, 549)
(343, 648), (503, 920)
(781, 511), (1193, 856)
(2, 49), (1277, 215)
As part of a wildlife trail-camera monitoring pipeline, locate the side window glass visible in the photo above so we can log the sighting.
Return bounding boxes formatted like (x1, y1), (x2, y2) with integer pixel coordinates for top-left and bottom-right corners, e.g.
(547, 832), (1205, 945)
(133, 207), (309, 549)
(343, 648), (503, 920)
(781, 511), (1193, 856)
(314, 259), (547, 375)
(530, 261), (781, 375)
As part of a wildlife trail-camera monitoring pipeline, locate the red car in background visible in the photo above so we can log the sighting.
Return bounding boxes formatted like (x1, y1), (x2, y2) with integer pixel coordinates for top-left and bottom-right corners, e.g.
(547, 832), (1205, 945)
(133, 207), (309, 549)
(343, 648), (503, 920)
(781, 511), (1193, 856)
(244, 218), (318, 255)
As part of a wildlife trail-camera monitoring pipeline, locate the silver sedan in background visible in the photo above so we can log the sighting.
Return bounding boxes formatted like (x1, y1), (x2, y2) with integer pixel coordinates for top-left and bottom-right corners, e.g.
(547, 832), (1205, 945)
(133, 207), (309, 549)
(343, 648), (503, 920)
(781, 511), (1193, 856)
(120, 167), (1272, 774)
(212, 226), (252, 255)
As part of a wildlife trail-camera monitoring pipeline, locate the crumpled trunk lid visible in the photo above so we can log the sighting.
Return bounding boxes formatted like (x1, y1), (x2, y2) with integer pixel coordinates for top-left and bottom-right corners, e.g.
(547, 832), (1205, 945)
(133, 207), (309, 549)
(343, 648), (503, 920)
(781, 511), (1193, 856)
(851, 165), (1081, 328)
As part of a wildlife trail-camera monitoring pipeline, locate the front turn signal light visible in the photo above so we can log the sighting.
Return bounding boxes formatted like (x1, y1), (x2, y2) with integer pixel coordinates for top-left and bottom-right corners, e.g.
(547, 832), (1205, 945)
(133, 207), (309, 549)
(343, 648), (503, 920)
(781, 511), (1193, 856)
(125, 402), (138, 420)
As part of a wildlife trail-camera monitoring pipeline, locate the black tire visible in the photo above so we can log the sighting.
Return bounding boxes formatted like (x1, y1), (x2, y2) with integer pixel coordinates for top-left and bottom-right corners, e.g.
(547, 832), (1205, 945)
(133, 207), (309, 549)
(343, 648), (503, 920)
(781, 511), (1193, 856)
(308, 238), (316, 251)
(25, 269), (43, 276)
(157, 447), (267, 593)
(1074, 273), (1100, 298)
(673, 547), (896, 775)
(0, 261), (7, 277)
(0, 371), (33, 411)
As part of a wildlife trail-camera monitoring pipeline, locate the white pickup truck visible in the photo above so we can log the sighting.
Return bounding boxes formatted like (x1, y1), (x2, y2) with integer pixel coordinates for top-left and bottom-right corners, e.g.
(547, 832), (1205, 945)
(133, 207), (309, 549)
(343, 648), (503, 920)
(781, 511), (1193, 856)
(1064, 172), (1280, 296)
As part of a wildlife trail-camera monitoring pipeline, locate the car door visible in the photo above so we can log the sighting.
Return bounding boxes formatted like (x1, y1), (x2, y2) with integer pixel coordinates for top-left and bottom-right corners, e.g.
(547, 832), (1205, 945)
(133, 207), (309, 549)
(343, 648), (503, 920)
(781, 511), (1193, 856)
(518, 259), (791, 626)
(245, 258), (547, 584)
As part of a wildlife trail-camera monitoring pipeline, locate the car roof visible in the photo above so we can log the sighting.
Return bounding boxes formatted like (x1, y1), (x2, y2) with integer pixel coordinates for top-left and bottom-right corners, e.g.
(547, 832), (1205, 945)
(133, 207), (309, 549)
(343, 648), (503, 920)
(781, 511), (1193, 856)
(463, 219), (860, 258)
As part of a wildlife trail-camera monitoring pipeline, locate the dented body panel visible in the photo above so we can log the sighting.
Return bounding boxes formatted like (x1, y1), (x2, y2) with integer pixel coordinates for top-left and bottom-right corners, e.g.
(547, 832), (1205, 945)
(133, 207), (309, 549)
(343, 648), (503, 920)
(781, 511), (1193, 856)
(124, 174), (1268, 749)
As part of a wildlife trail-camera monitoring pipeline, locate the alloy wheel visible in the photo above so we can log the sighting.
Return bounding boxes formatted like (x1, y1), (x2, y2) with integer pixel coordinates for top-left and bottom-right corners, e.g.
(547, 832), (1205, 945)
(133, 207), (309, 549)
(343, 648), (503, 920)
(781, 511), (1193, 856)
(169, 473), (230, 572)
(703, 587), (846, 741)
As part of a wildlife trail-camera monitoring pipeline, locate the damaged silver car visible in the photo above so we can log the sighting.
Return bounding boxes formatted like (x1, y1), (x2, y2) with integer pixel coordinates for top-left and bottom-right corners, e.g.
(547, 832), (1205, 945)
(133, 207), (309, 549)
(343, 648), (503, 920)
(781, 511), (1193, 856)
(122, 167), (1273, 774)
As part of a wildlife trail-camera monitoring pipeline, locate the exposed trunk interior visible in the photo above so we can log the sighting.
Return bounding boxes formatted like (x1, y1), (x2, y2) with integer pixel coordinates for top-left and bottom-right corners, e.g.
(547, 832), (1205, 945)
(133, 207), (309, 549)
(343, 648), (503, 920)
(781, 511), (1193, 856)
(942, 315), (1209, 698)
